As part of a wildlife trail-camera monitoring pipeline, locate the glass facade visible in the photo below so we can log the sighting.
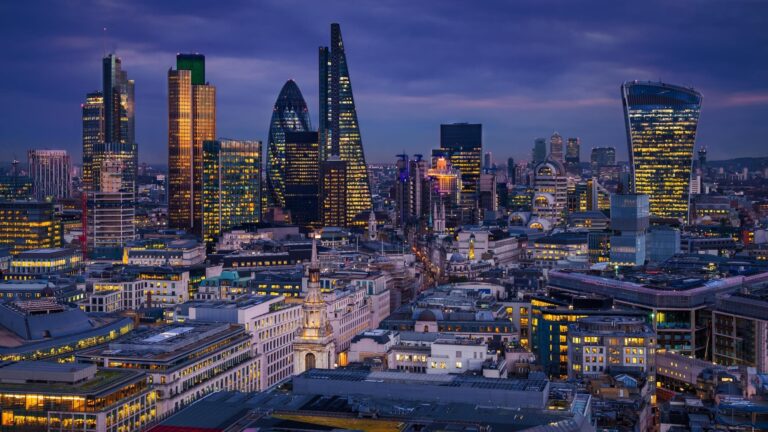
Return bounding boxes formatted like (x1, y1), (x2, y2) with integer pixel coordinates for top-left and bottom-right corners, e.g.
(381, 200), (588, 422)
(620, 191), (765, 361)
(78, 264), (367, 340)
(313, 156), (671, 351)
(622, 81), (702, 222)
(439, 123), (482, 224)
(267, 80), (312, 209)
(201, 139), (261, 245)
(0, 201), (61, 255)
(320, 158), (347, 227)
(284, 131), (320, 227)
(168, 54), (216, 234)
(99, 54), (136, 193)
(81, 91), (104, 192)
(319, 23), (372, 226)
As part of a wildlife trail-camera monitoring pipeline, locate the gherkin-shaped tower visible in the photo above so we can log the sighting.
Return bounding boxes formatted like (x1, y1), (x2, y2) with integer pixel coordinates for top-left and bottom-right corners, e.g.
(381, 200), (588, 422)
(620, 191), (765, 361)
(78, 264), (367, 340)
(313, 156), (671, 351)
(267, 80), (312, 208)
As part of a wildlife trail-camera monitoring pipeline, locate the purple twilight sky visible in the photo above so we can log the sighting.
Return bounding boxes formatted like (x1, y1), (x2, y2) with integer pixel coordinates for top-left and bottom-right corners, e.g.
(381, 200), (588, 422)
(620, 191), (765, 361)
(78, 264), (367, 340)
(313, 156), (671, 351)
(1, 0), (767, 165)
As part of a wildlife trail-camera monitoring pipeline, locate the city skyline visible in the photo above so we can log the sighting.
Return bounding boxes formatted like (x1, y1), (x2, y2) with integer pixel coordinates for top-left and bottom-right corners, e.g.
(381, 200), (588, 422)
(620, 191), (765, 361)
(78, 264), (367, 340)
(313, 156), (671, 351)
(2, 1), (767, 165)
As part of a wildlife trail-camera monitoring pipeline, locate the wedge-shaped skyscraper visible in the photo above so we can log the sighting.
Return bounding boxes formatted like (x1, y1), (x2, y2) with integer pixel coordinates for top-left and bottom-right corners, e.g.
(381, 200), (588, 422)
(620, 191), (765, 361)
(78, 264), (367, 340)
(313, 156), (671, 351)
(319, 23), (372, 225)
(622, 81), (702, 222)
(267, 80), (312, 209)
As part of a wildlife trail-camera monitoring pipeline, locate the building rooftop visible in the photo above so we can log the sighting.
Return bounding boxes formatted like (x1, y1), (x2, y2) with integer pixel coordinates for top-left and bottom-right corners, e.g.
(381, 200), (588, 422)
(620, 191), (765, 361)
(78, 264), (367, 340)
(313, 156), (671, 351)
(14, 247), (79, 259)
(0, 361), (144, 397)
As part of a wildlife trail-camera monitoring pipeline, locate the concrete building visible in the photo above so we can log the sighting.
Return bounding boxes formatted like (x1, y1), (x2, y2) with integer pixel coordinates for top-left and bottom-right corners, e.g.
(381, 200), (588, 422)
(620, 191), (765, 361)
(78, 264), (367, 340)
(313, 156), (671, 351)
(379, 283), (518, 346)
(456, 227), (520, 267)
(531, 159), (568, 228)
(77, 322), (259, 418)
(0, 361), (155, 432)
(567, 315), (655, 379)
(529, 232), (589, 269)
(186, 295), (302, 389)
(293, 369), (549, 409)
(124, 239), (206, 267)
(27, 149), (71, 201)
(712, 288), (768, 373)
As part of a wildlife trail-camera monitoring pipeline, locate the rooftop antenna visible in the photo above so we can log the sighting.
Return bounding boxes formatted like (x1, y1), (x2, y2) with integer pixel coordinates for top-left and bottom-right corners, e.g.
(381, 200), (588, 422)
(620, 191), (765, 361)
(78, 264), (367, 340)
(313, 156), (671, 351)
(102, 27), (107, 57)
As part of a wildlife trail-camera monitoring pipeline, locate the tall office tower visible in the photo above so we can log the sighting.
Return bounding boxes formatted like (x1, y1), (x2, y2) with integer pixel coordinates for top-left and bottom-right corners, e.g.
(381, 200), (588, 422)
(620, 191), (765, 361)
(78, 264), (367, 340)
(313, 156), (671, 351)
(697, 147), (707, 172)
(532, 138), (547, 165)
(439, 123), (482, 224)
(394, 154), (410, 227)
(168, 53), (216, 234)
(610, 193), (649, 266)
(549, 132), (564, 162)
(27, 150), (71, 201)
(87, 159), (135, 258)
(0, 201), (61, 255)
(81, 91), (104, 191)
(393, 154), (429, 228)
(484, 152), (492, 171)
(507, 158), (516, 184)
(590, 147), (616, 170)
(201, 139), (261, 245)
(101, 54), (137, 190)
(531, 159), (568, 229)
(320, 157), (348, 227)
(622, 81), (702, 222)
(294, 233), (335, 374)
(267, 80), (312, 210)
(565, 137), (580, 165)
(319, 23), (372, 225)
(284, 132), (320, 227)
(478, 172), (497, 213)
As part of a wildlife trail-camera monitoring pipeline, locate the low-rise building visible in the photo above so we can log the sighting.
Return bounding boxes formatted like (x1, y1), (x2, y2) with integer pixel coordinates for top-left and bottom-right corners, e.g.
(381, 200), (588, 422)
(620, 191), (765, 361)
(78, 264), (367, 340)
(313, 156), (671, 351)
(567, 315), (656, 379)
(124, 238), (206, 267)
(5, 247), (82, 280)
(528, 232), (589, 269)
(76, 322), (259, 418)
(186, 295), (302, 389)
(712, 287), (768, 373)
(0, 361), (156, 432)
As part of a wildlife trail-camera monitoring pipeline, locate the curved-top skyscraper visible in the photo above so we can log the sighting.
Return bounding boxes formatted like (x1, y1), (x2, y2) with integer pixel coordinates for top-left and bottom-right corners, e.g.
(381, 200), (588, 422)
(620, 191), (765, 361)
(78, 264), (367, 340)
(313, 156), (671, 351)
(622, 81), (702, 222)
(267, 80), (312, 208)
(319, 23), (373, 225)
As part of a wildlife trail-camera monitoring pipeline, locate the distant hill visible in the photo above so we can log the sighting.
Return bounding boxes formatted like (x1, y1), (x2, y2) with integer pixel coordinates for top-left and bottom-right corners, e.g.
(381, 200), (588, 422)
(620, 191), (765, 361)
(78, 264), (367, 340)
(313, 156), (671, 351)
(709, 157), (768, 171)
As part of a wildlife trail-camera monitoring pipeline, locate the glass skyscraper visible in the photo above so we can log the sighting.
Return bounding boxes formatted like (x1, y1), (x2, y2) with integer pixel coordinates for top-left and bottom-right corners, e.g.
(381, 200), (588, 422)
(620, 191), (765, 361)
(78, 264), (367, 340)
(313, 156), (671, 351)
(267, 80), (312, 209)
(82, 54), (136, 193)
(622, 81), (702, 222)
(319, 23), (372, 225)
(284, 131), (320, 228)
(439, 123), (482, 224)
(532, 138), (547, 165)
(168, 54), (216, 234)
(201, 139), (261, 245)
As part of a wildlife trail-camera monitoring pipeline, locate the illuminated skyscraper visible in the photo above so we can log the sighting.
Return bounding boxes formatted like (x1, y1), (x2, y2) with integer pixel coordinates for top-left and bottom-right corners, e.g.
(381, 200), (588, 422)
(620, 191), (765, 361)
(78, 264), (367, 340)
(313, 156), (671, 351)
(565, 137), (580, 165)
(320, 157), (347, 228)
(549, 132), (564, 162)
(267, 80), (312, 210)
(101, 54), (136, 190)
(168, 53), (216, 234)
(622, 81), (702, 221)
(81, 91), (104, 191)
(439, 123), (482, 224)
(27, 150), (71, 201)
(319, 23), (372, 225)
(201, 139), (261, 245)
(284, 132), (320, 227)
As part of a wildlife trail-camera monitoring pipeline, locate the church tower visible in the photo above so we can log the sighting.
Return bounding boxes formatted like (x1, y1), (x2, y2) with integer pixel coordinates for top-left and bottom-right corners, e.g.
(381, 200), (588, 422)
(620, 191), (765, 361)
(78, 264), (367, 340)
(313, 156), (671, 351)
(368, 210), (377, 241)
(293, 232), (336, 374)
